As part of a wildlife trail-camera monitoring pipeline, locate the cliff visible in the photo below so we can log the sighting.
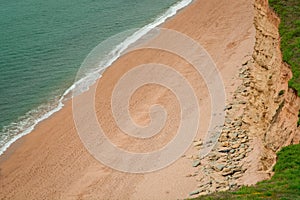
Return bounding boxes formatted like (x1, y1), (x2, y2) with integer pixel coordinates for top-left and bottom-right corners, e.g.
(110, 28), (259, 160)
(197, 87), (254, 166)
(195, 0), (300, 194)
(241, 0), (300, 183)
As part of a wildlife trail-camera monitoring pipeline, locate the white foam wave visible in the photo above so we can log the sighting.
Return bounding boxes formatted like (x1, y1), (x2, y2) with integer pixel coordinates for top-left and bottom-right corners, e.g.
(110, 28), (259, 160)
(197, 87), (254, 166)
(0, 0), (193, 155)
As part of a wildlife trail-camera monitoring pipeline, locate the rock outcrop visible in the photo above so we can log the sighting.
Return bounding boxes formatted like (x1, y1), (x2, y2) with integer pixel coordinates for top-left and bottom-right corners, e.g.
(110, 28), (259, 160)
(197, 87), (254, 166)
(191, 0), (300, 195)
(240, 0), (300, 184)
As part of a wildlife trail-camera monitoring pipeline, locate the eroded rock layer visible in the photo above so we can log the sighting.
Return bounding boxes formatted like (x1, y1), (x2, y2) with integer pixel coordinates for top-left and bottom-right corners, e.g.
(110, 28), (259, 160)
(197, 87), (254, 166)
(194, 0), (300, 195)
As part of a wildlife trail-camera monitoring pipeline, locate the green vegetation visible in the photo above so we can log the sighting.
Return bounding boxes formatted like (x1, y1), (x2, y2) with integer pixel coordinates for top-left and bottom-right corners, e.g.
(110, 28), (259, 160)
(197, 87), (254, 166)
(192, 144), (300, 200)
(269, 0), (300, 94)
(269, 0), (300, 125)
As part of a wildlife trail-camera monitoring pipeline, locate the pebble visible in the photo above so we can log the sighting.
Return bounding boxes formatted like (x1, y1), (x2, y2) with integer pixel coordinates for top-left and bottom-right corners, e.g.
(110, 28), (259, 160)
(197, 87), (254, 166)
(215, 164), (225, 171)
(241, 138), (248, 143)
(239, 100), (247, 104)
(225, 118), (232, 124)
(193, 140), (203, 147)
(242, 60), (249, 66)
(239, 148), (246, 154)
(224, 105), (233, 111)
(235, 154), (245, 161)
(222, 141), (230, 147)
(199, 192), (208, 196)
(229, 183), (237, 188)
(229, 132), (238, 139)
(232, 143), (241, 149)
(193, 160), (201, 167)
(235, 121), (242, 126)
(222, 170), (233, 176)
(222, 167), (231, 173)
(189, 190), (200, 196)
(218, 147), (231, 153)
(218, 186), (230, 192)
(232, 172), (243, 179)
(219, 135), (228, 142)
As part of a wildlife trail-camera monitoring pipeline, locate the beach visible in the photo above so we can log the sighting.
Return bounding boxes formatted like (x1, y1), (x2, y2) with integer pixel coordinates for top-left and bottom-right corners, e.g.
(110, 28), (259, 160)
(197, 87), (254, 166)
(0, 0), (256, 199)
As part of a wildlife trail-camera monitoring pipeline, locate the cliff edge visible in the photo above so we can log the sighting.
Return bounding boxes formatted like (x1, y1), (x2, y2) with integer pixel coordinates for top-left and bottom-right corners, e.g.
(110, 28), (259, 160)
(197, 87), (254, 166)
(195, 0), (300, 194)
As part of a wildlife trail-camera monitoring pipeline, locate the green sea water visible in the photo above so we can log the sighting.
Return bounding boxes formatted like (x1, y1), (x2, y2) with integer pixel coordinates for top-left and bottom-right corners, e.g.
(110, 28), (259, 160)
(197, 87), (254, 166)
(0, 0), (184, 153)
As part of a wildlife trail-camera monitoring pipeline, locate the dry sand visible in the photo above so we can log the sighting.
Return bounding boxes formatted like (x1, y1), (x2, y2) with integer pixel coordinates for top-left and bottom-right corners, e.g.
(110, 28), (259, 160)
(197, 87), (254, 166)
(0, 0), (256, 199)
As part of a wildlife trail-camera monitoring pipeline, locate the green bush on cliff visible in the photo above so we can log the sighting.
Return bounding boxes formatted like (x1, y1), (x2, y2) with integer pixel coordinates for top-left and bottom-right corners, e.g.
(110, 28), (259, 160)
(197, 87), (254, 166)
(269, 0), (300, 94)
(192, 144), (300, 200)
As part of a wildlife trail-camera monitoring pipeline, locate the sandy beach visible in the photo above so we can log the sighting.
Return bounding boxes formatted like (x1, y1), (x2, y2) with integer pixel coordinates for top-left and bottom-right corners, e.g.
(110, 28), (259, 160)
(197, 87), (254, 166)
(0, 0), (256, 199)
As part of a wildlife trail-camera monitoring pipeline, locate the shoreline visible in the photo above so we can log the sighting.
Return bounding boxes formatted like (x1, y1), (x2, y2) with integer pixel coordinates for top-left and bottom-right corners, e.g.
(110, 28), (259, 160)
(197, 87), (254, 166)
(0, 0), (193, 156)
(0, 0), (257, 199)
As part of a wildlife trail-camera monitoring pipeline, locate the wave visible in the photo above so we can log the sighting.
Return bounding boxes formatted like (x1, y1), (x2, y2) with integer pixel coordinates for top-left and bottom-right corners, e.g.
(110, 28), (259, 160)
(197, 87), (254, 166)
(0, 0), (193, 155)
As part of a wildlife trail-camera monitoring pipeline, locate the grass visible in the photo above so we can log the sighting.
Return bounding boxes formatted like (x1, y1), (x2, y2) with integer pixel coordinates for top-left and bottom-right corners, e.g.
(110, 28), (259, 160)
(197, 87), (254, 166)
(269, 0), (300, 125)
(269, 0), (300, 94)
(192, 144), (300, 200)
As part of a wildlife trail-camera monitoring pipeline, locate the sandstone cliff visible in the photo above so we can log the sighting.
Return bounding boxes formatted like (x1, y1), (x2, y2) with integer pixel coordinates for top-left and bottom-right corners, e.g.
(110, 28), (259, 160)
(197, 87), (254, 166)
(195, 0), (300, 194)
(241, 0), (300, 184)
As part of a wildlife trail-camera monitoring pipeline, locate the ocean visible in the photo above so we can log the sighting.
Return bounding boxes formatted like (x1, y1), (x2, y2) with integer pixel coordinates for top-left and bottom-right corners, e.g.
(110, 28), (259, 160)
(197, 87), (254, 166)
(0, 0), (192, 154)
